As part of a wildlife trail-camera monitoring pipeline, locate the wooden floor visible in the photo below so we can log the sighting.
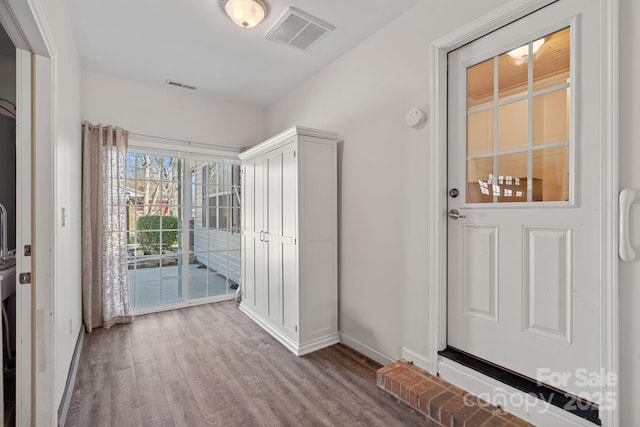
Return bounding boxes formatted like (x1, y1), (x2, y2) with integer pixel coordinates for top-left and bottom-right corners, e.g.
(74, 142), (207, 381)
(65, 301), (429, 426)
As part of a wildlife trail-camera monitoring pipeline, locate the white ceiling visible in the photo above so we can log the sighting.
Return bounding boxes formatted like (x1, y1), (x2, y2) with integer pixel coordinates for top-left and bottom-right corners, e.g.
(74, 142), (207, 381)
(69, 0), (422, 108)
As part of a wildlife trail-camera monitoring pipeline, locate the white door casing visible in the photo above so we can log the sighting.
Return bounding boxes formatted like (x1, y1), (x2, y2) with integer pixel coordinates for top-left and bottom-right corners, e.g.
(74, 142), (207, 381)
(428, 0), (619, 426)
(0, 0), (57, 424)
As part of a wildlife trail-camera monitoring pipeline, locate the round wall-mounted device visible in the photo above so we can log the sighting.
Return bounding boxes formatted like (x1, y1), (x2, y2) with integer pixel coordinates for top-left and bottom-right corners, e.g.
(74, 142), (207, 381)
(406, 107), (426, 127)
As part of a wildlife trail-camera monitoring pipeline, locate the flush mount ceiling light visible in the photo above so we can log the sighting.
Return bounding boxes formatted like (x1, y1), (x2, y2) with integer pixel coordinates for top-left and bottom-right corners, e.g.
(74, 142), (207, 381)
(222, 0), (268, 29)
(507, 38), (545, 60)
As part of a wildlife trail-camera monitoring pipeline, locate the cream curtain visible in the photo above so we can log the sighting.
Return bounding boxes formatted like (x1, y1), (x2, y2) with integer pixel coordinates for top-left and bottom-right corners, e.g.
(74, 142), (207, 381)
(82, 121), (133, 332)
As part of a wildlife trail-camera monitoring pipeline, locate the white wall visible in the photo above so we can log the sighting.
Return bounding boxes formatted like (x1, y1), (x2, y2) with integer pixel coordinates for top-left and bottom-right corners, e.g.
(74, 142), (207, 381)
(37, 0), (84, 411)
(82, 71), (264, 149)
(265, 0), (509, 365)
(618, 0), (640, 424)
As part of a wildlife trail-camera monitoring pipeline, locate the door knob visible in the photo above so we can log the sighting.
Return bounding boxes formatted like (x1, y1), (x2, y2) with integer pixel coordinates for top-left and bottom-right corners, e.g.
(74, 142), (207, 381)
(448, 209), (466, 220)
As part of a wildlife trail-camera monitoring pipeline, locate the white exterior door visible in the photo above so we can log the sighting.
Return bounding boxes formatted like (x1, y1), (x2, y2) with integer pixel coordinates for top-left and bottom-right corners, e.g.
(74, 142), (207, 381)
(447, 0), (603, 398)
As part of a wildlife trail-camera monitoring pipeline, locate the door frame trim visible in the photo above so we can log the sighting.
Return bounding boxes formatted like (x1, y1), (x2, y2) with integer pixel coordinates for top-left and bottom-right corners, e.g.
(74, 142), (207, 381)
(0, 0), (57, 425)
(427, 0), (620, 426)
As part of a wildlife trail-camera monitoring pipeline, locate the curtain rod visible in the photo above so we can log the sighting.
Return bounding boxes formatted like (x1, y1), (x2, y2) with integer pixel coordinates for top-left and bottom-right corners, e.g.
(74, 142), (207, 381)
(82, 123), (241, 153)
(128, 132), (241, 153)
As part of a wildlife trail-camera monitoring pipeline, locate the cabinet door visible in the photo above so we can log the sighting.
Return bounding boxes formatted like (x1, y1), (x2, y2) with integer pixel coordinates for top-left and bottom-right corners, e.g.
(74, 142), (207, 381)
(266, 143), (298, 335)
(279, 146), (298, 338)
(241, 157), (267, 315)
(266, 150), (282, 325)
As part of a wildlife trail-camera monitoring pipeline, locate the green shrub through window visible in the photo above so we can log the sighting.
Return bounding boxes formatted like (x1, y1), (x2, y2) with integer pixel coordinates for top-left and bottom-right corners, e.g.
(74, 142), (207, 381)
(136, 215), (178, 254)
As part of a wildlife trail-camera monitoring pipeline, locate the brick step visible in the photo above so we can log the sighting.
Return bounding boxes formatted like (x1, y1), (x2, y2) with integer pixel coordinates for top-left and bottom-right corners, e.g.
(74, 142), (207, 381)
(377, 359), (534, 427)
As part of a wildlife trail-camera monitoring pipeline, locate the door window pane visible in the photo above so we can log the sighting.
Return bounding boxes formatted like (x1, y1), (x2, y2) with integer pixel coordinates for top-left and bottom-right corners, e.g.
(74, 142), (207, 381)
(533, 146), (569, 202)
(161, 279), (182, 304)
(498, 50), (528, 101)
(467, 58), (494, 109)
(467, 110), (493, 156)
(497, 152), (530, 202)
(188, 272), (208, 299)
(466, 157), (493, 203)
(498, 100), (528, 151)
(533, 88), (570, 146)
(219, 207), (230, 231)
(534, 27), (570, 92)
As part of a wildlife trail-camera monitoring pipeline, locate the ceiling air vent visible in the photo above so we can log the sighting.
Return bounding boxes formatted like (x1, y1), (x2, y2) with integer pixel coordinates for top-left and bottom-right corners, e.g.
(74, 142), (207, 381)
(266, 7), (335, 51)
(165, 79), (197, 90)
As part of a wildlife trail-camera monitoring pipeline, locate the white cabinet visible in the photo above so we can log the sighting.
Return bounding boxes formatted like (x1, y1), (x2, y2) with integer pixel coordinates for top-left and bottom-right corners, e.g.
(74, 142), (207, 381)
(240, 126), (338, 356)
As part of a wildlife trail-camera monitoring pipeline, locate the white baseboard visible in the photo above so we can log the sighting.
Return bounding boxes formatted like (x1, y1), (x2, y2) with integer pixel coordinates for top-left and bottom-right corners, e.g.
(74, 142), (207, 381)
(339, 334), (395, 366)
(438, 357), (598, 427)
(57, 326), (84, 426)
(401, 347), (430, 371)
(239, 304), (339, 356)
